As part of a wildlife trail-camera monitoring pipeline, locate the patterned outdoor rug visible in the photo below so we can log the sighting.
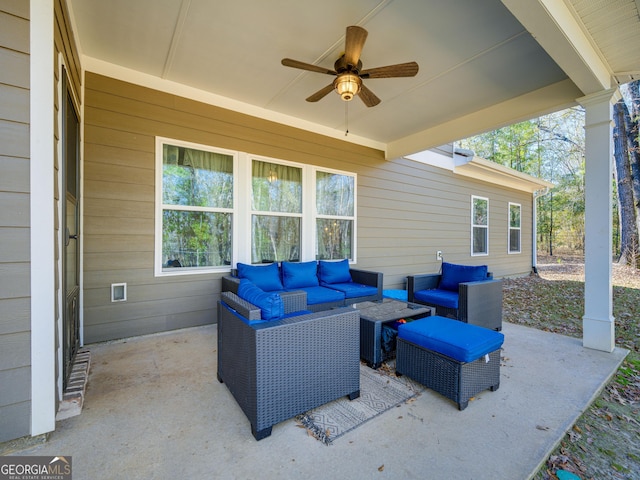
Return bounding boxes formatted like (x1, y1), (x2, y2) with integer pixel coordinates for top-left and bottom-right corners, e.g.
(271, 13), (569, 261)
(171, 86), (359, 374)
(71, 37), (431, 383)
(295, 363), (423, 445)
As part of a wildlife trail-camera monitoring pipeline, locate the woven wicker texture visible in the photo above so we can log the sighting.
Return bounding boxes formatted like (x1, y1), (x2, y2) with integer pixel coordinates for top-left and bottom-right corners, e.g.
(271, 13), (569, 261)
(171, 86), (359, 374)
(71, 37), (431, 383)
(218, 298), (360, 440)
(407, 272), (503, 331)
(396, 338), (500, 410)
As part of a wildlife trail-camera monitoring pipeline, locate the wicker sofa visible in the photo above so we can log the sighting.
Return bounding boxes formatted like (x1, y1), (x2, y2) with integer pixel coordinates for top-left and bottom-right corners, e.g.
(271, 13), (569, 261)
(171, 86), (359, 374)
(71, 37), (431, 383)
(222, 259), (383, 312)
(407, 262), (503, 331)
(217, 289), (361, 440)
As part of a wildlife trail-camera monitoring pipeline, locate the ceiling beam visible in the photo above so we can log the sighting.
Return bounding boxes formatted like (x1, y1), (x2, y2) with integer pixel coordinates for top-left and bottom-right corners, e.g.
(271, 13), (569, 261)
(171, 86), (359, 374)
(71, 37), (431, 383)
(386, 79), (582, 160)
(500, 0), (612, 94)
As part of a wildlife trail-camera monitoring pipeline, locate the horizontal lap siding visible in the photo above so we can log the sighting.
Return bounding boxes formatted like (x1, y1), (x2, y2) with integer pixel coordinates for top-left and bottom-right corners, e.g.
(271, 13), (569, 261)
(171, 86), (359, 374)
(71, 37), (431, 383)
(357, 157), (534, 287)
(83, 73), (533, 341)
(0, 2), (30, 442)
(83, 73), (384, 343)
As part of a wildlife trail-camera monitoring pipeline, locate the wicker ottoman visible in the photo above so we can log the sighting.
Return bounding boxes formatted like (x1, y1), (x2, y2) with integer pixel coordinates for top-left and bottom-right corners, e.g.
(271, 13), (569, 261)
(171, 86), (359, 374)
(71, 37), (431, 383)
(396, 316), (504, 410)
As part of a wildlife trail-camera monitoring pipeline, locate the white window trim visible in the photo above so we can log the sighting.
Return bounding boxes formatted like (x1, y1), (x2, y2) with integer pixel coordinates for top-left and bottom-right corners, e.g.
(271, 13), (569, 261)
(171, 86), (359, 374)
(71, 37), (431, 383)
(154, 137), (239, 277)
(246, 154), (304, 264)
(471, 195), (489, 257)
(508, 202), (522, 254)
(313, 167), (358, 263)
(155, 138), (358, 274)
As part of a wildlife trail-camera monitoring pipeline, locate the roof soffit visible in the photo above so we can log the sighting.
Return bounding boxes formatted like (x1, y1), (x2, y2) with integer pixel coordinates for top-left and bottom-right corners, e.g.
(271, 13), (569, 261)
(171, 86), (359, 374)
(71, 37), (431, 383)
(500, 0), (612, 94)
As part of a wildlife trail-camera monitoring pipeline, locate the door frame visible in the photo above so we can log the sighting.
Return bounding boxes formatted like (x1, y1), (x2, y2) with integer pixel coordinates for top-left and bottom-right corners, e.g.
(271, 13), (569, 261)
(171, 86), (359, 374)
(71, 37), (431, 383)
(57, 56), (83, 397)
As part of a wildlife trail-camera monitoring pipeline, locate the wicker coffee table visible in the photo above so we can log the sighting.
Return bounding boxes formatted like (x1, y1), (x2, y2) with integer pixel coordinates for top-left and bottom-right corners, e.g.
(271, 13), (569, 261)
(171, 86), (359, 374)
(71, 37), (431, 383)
(354, 298), (434, 369)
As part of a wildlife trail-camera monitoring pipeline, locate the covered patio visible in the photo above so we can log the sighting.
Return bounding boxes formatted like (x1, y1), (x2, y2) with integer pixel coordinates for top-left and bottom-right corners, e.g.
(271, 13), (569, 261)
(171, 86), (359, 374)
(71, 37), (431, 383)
(9, 322), (627, 479)
(3, 0), (640, 451)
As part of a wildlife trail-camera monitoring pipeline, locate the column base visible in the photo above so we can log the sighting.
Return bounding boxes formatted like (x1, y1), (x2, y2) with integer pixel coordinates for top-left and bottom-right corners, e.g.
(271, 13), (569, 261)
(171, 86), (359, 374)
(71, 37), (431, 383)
(582, 315), (615, 352)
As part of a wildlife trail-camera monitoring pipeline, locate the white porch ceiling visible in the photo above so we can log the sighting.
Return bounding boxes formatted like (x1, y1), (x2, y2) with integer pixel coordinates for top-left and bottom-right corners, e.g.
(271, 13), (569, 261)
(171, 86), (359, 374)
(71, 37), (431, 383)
(68, 0), (640, 159)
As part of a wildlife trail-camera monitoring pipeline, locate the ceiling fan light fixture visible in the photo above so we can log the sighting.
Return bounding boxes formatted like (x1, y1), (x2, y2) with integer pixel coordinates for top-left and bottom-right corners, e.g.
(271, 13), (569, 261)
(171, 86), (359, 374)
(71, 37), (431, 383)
(334, 73), (361, 101)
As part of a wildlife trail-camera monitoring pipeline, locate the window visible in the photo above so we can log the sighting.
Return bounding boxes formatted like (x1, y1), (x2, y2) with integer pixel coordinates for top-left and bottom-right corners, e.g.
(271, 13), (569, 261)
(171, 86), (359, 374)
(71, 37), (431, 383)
(155, 138), (357, 273)
(471, 196), (489, 256)
(156, 138), (235, 275)
(251, 159), (302, 263)
(315, 170), (356, 260)
(509, 203), (521, 254)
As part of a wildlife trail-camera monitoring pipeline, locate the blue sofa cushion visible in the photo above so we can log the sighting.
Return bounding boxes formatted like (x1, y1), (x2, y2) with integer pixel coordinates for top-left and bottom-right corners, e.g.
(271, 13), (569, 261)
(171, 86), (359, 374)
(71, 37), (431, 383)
(281, 261), (319, 289)
(398, 316), (504, 363)
(237, 262), (283, 292)
(237, 279), (284, 320)
(318, 259), (352, 285)
(293, 286), (344, 305)
(439, 262), (488, 292)
(414, 289), (459, 309)
(327, 282), (378, 299)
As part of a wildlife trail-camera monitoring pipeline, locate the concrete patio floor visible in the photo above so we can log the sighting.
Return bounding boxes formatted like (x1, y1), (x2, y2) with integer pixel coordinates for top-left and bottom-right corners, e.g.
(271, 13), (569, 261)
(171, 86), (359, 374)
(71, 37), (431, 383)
(8, 322), (627, 480)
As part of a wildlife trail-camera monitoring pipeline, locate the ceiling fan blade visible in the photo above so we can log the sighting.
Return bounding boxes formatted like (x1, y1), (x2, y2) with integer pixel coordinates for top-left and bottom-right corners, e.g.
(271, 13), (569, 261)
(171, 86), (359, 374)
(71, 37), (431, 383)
(360, 61), (419, 78)
(281, 58), (337, 75)
(306, 84), (335, 102)
(344, 26), (368, 68)
(358, 83), (381, 107)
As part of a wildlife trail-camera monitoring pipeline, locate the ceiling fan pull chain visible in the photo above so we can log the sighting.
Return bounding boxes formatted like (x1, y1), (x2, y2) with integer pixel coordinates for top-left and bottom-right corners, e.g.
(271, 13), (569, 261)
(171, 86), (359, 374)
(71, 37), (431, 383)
(345, 101), (349, 136)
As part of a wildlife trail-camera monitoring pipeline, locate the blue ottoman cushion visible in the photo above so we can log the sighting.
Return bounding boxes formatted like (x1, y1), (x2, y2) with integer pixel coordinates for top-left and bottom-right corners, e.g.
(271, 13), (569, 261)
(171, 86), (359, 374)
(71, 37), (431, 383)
(398, 316), (504, 363)
(383, 289), (408, 301)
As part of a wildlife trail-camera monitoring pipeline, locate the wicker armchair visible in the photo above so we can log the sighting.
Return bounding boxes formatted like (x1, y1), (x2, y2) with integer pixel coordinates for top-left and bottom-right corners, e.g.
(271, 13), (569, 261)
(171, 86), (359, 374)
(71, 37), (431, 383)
(407, 271), (503, 331)
(217, 291), (360, 440)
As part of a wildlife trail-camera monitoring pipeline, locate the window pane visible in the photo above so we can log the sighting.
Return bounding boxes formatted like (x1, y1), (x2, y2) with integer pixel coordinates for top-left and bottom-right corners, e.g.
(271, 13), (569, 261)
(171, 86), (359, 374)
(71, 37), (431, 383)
(510, 204), (521, 228)
(317, 171), (354, 216)
(163, 145), (233, 208)
(510, 229), (521, 252)
(316, 219), (353, 260)
(473, 198), (488, 226)
(251, 215), (301, 264)
(473, 226), (488, 254)
(162, 210), (232, 268)
(252, 160), (302, 213)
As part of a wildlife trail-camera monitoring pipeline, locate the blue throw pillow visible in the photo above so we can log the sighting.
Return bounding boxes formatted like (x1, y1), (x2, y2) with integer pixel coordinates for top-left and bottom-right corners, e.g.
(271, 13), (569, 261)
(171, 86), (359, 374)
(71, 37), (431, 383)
(236, 262), (283, 292)
(318, 259), (352, 285)
(439, 262), (488, 292)
(281, 261), (319, 289)
(237, 279), (284, 320)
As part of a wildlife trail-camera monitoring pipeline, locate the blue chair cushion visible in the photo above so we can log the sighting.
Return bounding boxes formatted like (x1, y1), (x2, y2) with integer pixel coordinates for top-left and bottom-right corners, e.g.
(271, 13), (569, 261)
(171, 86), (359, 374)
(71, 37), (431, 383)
(236, 262), (283, 292)
(327, 282), (378, 299)
(293, 286), (345, 305)
(237, 279), (284, 320)
(414, 289), (459, 309)
(439, 262), (488, 292)
(281, 261), (319, 289)
(318, 259), (352, 285)
(398, 316), (504, 363)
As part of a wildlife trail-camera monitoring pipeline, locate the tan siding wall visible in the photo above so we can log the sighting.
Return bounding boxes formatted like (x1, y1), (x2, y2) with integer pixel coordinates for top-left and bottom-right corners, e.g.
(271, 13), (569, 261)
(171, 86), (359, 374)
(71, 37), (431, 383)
(0, 2), (31, 443)
(84, 73), (535, 343)
(356, 157), (534, 287)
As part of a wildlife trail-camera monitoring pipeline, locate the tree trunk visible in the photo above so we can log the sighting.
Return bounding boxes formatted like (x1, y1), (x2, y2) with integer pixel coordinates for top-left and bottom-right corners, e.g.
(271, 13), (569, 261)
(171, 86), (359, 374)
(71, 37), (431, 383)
(613, 99), (639, 267)
(625, 81), (640, 254)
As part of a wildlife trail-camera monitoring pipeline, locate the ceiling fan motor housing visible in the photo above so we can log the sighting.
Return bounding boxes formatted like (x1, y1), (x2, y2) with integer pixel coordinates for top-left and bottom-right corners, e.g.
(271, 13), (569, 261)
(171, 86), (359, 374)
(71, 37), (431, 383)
(333, 73), (362, 101)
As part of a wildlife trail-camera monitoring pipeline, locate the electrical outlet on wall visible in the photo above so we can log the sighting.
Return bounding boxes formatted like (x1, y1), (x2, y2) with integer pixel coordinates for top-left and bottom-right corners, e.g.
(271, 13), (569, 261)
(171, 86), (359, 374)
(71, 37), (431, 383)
(436, 251), (443, 261)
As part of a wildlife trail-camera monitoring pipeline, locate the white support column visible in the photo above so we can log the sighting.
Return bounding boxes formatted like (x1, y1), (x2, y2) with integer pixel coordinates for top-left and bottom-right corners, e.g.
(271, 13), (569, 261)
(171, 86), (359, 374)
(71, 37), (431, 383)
(577, 88), (620, 352)
(30, 0), (56, 435)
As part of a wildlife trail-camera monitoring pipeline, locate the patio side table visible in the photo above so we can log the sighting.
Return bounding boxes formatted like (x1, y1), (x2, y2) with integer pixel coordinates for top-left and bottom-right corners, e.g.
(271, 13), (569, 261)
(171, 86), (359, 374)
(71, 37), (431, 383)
(354, 298), (434, 369)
